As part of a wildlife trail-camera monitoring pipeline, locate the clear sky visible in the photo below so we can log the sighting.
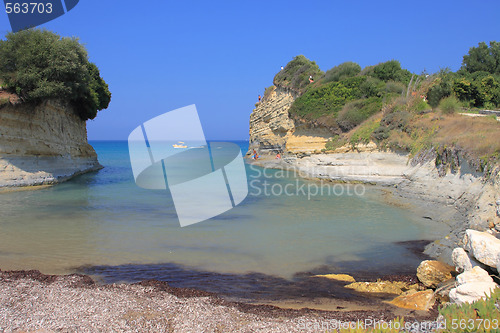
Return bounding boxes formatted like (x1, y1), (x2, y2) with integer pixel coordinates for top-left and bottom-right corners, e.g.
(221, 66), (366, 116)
(1, 0), (500, 140)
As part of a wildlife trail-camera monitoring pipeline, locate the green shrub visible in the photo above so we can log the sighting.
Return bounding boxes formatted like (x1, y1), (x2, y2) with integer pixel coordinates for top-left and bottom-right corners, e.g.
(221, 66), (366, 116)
(324, 135), (346, 151)
(350, 118), (380, 145)
(321, 61), (361, 83)
(452, 74), (500, 108)
(360, 77), (385, 97)
(372, 126), (390, 141)
(289, 76), (366, 120)
(273, 55), (323, 93)
(439, 96), (461, 114)
(380, 110), (411, 131)
(427, 79), (453, 108)
(384, 81), (406, 95)
(371, 60), (412, 84)
(479, 75), (500, 106)
(452, 77), (482, 107)
(336, 97), (382, 131)
(414, 99), (431, 112)
(0, 29), (110, 120)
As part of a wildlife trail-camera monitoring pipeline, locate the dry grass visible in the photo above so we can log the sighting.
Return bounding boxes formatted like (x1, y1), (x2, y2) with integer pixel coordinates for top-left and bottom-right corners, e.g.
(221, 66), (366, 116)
(413, 113), (500, 158)
(386, 130), (413, 151)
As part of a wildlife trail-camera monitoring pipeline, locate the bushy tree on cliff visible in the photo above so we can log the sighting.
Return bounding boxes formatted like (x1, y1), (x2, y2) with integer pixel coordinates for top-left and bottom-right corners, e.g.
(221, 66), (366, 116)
(273, 55), (323, 93)
(0, 29), (111, 120)
(322, 61), (361, 83)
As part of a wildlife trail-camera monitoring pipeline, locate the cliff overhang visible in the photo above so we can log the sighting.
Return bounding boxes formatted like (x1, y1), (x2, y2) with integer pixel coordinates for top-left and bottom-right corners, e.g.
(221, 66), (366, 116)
(0, 99), (102, 187)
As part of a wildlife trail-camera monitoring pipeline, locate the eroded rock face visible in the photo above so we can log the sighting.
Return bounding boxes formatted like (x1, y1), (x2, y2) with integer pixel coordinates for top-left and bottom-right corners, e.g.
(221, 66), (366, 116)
(0, 100), (101, 187)
(248, 86), (331, 155)
(416, 260), (455, 288)
(463, 229), (500, 268)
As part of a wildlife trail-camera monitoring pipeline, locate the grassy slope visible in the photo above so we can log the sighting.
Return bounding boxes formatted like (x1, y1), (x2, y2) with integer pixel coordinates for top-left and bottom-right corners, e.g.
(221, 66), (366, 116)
(342, 94), (500, 168)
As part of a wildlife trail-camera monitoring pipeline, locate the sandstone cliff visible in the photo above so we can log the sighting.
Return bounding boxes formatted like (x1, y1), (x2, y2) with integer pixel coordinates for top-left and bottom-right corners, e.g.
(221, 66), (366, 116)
(248, 85), (331, 155)
(0, 100), (101, 187)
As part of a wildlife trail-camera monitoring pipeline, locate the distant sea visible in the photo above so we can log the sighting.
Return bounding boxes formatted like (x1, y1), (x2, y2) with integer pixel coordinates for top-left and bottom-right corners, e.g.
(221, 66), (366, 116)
(0, 141), (449, 300)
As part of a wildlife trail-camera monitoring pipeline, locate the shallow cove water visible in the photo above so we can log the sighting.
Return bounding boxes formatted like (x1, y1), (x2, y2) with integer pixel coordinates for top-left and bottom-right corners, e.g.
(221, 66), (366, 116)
(0, 141), (449, 300)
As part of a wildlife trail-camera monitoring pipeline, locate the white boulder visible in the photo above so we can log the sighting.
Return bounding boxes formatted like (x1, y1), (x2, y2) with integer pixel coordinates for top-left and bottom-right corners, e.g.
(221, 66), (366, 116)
(449, 282), (497, 304)
(463, 229), (500, 268)
(456, 266), (493, 284)
(452, 247), (480, 273)
(449, 266), (498, 304)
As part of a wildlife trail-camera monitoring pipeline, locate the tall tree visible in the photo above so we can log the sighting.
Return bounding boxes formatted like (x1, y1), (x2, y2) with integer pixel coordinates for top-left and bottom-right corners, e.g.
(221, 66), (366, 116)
(462, 41), (500, 74)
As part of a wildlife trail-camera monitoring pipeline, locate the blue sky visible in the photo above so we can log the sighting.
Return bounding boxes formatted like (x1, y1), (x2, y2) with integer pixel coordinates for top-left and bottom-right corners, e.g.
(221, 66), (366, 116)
(1, 0), (500, 140)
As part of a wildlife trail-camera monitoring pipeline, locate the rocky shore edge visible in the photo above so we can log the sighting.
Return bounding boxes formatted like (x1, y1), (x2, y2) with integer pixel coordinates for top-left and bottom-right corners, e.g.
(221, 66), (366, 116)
(0, 269), (438, 332)
(246, 150), (500, 308)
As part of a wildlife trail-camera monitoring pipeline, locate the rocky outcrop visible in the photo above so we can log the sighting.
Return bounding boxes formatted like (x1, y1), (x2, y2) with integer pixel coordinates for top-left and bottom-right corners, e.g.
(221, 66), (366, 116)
(345, 281), (411, 295)
(389, 290), (435, 311)
(416, 260), (454, 288)
(451, 247), (480, 273)
(463, 229), (500, 268)
(0, 100), (101, 187)
(449, 266), (497, 304)
(446, 230), (500, 304)
(248, 85), (331, 155)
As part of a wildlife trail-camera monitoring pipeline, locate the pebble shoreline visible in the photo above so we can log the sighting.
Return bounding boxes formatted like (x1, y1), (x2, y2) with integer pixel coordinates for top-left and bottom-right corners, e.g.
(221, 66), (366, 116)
(0, 270), (439, 332)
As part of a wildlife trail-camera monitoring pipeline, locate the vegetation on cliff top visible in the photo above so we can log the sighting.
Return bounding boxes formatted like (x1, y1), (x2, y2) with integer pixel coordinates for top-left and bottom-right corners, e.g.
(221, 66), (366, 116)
(288, 59), (414, 132)
(273, 55), (323, 94)
(0, 29), (111, 120)
(274, 42), (500, 166)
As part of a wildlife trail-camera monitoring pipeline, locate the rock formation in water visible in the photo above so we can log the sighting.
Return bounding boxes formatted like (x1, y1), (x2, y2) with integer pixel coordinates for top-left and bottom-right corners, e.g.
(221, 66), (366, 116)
(0, 99), (101, 187)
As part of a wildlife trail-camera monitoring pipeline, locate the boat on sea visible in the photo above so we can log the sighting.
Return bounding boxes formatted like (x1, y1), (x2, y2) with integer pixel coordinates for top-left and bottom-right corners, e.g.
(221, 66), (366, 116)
(173, 141), (187, 148)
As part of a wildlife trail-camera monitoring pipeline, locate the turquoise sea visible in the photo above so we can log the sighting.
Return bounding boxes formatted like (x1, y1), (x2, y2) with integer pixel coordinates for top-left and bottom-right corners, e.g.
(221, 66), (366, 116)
(0, 141), (449, 300)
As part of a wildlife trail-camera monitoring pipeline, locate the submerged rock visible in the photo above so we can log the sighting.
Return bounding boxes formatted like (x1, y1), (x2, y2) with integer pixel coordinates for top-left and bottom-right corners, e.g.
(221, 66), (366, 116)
(389, 290), (435, 311)
(463, 229), (500, 268)
(345, 281), (410, 295)
(416, 260), (454, 288)
(313, 274), (355, 283)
